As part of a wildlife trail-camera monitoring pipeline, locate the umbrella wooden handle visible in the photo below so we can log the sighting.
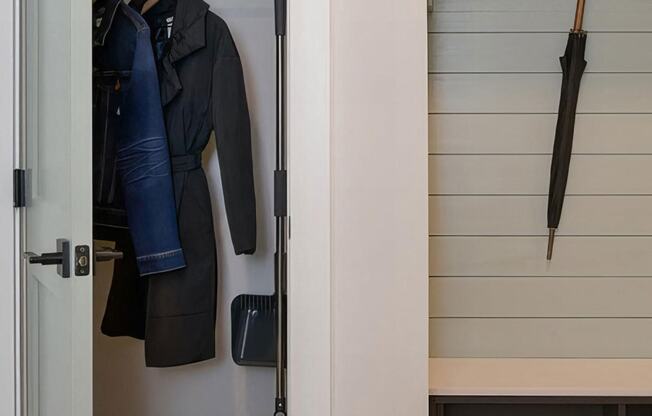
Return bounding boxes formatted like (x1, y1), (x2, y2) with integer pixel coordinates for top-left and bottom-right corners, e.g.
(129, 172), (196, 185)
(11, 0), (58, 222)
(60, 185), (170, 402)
(573, 0), (587, 32)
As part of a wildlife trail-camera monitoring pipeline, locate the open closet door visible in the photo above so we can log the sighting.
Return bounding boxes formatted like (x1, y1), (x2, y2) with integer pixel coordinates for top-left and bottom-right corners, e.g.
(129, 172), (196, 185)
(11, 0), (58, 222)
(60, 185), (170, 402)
(21, 0), (93, 414)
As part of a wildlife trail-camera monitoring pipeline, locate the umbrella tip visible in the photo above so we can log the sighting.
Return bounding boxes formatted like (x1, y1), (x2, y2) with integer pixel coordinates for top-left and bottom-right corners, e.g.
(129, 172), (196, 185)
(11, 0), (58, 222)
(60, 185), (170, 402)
(546, 229), (556, 260)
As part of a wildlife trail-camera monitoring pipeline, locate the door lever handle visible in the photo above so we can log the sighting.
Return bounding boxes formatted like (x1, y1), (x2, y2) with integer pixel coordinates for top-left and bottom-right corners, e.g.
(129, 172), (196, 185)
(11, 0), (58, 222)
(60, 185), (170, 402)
(26, 251), (64, 265)
(24, 239), (71, 278)
(95, 247), (124, 262)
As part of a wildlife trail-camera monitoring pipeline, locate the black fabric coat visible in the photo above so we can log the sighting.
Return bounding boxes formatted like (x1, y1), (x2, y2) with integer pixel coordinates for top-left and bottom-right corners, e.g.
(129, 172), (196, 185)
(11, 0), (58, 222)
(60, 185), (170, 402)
(101, 0), (257, 367)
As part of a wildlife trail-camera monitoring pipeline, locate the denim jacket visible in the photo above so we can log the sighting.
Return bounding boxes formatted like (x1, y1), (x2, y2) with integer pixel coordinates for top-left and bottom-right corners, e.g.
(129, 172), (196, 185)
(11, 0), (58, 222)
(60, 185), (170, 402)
(93, 0), (185, 275)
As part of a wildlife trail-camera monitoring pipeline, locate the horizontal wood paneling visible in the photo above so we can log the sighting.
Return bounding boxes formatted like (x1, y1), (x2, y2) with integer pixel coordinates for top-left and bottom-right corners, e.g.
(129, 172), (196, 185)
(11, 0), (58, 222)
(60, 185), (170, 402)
(433, 0), (652, 13)
(429, 358), (652, 396)
(429, 0), (652, 35)
(429, 12), (652, 33)
(430, 0), (652, 34)
(429, 277), (652, 317)
(429, 34), (652, 73)
(429, 74), (652, 114)
(429, 114), (652, 154)
(429, 318), (652, 358)
(429, 237), (652, 277)
(429, 155), (652, 195)
(429, 196), (652, 236)
(427, 3), (652, 359)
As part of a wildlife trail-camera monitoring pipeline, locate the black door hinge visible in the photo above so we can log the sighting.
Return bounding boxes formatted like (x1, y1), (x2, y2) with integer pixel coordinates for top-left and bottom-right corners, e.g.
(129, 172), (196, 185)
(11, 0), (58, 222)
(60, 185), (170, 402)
(274, 169), (287, 218)
(14, 169), (25, 208)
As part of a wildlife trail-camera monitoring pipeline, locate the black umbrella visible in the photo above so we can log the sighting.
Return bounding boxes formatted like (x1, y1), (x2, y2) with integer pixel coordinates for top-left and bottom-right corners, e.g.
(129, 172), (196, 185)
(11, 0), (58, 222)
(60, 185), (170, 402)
(547, 0), (588, 260)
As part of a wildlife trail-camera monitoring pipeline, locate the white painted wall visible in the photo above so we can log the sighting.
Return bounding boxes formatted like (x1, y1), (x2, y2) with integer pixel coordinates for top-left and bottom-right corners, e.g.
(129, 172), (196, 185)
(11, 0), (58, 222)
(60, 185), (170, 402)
(93, 2), (276, 415)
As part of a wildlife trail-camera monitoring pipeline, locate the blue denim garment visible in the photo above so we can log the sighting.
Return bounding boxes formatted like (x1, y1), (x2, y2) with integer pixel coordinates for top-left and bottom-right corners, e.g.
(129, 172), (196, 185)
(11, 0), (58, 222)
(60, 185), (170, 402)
(93, 0), (185, 275)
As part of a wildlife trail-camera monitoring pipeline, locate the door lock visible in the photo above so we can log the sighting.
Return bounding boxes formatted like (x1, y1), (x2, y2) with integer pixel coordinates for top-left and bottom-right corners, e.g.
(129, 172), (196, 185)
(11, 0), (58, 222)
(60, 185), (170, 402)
(26, 242), (124, 278)
(75, 245), (90, 276)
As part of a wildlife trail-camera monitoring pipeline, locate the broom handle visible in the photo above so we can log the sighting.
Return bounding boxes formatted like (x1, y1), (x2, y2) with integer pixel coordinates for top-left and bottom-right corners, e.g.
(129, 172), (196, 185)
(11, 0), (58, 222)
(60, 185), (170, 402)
(573, 0), (586, 32)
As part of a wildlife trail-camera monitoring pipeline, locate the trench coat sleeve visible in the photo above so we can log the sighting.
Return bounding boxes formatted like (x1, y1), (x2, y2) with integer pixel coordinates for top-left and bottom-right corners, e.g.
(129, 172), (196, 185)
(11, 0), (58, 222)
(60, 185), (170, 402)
(211, 31), (257, 255)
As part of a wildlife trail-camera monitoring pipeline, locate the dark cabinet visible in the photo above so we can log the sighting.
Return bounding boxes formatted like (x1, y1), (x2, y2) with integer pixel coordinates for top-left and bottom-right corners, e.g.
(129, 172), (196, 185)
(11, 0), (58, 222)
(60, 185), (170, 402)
(431, 396), (652, 416)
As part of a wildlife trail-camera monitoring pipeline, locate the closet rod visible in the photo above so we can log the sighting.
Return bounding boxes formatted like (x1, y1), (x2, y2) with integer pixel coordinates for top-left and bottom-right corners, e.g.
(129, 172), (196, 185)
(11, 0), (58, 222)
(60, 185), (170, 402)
(274, 0), (288, 415)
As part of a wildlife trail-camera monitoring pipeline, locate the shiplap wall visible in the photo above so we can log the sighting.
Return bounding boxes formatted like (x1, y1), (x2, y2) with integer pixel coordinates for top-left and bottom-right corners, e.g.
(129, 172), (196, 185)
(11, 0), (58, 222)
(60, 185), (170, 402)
(428, 0), (652, 358)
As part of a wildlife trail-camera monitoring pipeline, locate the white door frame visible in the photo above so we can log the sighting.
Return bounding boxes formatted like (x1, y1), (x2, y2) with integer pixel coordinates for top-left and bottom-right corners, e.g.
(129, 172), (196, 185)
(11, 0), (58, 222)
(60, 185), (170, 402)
(286, 0), (333, 414)
(287, 0), (429, 415)
(1, 0), (20, 415)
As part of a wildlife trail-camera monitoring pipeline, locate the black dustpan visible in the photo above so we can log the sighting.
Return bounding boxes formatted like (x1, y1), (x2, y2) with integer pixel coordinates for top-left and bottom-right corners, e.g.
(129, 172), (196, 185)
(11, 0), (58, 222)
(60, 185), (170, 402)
(231, 0), (288, 413)
(231, 251), (286, 368)
(231, 293), (276, 367)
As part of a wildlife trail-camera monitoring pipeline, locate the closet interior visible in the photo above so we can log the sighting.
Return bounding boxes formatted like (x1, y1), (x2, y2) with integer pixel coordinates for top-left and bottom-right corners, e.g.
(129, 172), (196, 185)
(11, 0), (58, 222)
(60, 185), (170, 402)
(90, 1), (279, 415)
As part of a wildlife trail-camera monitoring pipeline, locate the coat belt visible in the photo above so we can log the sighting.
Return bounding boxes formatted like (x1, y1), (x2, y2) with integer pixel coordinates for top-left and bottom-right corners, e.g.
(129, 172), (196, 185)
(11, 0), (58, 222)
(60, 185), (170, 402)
(171, 154), (202, 172)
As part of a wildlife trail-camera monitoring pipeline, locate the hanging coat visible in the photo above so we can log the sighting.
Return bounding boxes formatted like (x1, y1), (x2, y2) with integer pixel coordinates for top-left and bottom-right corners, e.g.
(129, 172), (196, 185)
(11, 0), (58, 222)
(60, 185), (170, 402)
(101, 0), (257, 367)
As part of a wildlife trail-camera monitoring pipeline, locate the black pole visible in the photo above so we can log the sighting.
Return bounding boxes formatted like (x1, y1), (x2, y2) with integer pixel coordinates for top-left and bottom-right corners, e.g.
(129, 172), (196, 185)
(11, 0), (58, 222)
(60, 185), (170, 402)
(274, 0), (287, 415)
(275, 0), (287, 36)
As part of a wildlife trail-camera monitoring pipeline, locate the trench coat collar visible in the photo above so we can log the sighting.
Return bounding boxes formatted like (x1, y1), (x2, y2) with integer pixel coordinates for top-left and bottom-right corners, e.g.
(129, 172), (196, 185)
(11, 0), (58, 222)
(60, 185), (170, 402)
(159, 0), (210, 106)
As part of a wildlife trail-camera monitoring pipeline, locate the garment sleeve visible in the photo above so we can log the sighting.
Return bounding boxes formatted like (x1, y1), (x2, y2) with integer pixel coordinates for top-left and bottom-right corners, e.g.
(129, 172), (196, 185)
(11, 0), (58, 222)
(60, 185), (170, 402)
(212, 31), (257, 255)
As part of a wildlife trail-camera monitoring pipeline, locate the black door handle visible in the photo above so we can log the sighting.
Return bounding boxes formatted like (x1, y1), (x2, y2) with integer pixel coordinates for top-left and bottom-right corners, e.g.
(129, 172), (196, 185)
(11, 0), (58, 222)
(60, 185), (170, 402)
(27, 252), (64, 265)
(95, 247), (124, 262)
(26, 242), (124, 278)
(25, 239), (71, 278)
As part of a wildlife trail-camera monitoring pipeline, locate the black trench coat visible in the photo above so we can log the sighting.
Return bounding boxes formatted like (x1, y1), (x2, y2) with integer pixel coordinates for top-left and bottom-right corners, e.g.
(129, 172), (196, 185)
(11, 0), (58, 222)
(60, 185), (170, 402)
(101, 0), (257, 367)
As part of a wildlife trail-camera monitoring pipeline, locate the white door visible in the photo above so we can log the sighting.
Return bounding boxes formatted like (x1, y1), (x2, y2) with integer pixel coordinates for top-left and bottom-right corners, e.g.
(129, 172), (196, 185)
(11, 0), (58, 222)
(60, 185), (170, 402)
(21, 0), (93, 414)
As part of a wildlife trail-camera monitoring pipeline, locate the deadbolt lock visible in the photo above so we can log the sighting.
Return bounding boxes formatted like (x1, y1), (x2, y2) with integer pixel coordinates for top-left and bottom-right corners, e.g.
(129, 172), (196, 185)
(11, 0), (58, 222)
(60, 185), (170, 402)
(75, 245), (90, 276)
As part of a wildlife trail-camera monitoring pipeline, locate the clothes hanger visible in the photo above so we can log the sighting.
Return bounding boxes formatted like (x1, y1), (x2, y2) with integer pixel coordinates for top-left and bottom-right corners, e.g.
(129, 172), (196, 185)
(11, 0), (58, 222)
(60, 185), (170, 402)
(140, 0), (160, 14)
(140, 0), (176, 40)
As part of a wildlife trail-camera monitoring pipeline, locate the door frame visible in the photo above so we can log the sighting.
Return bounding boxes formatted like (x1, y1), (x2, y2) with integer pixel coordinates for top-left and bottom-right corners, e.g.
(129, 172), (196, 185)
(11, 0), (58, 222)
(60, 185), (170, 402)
(287, 0), (429, 415)
(1, 0), (20, 415)
(3, 0), (429, 415)
(0, 0), (336, 414)
(286, 0), (332, 414)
